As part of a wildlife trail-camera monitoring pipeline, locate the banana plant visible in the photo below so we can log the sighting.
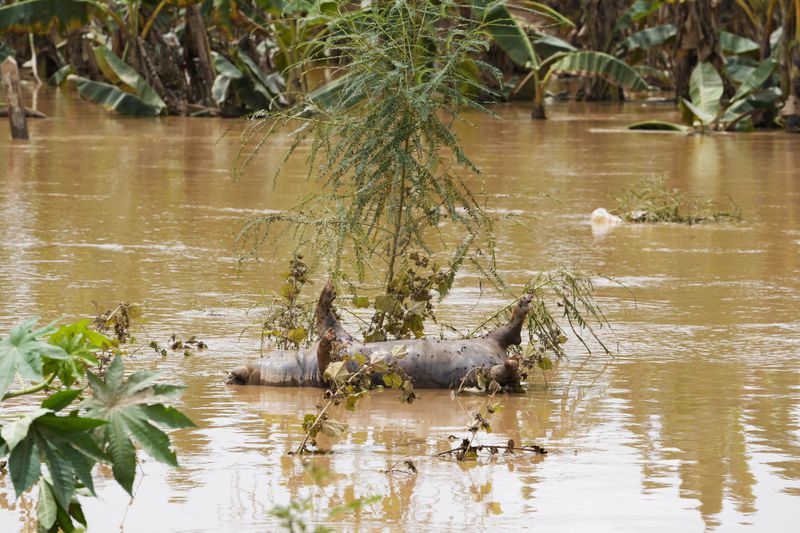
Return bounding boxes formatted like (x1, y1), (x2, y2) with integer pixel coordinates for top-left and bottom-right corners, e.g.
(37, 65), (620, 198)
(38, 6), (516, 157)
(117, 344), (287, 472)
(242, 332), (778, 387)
(511, 50), (648, 119)
(685, 59), (780, 131)
(0, 0), (146, 46)
(474, 1), (647, 118)
(632, 58), (780, 132)
(211, 49), (286, 114)
(610, 2), (675, 90)
(67, 46), (167, 116)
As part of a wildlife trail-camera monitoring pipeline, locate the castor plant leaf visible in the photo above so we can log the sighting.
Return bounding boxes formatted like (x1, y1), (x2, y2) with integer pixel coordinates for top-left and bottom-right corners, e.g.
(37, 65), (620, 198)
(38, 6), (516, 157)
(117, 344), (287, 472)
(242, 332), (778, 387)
(3, 408), (106, 506)
(36, 479), (57, 530)
(79, 355), (195, 494)
(0, 319), (66, 399)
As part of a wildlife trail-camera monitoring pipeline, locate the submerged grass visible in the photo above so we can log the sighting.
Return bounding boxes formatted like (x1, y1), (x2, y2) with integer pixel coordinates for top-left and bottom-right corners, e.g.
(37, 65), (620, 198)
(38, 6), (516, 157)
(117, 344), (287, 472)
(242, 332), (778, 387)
(612, 175), (742, 224)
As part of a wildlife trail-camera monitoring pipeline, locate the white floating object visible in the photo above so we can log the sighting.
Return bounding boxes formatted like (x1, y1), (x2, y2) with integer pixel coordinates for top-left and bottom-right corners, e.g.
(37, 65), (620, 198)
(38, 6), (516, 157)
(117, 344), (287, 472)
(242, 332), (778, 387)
(590, 208), (624, 238)
(590, 208), (624, 226)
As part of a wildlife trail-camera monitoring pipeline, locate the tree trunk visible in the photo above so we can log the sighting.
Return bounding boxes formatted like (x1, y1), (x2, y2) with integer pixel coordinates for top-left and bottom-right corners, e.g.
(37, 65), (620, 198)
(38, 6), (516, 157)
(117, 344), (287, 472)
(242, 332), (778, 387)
(1, 57), (29, 140)
(672, 0), (731, 103)
(532, 72), (547, 119)
(760, 0), (778, 59)
(184, 4), (215, 106)
(578, 0), (623, 101)
(65, 30), (100, 80)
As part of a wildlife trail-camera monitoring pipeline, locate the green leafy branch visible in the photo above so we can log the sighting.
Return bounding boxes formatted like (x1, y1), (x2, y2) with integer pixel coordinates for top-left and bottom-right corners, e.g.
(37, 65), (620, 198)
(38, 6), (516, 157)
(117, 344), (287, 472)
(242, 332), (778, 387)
(0, 318), (194, 532)
(261, 255), (316, 350)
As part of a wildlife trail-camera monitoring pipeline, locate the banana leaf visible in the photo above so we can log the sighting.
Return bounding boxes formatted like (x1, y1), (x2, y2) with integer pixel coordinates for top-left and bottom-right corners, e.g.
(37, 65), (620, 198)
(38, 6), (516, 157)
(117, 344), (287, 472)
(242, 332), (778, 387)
(214, 52), (244, 80)
(212, 76), (233, 106)
(732, 58), (776, 102)
(236, 50), (284, 97)
(719, 87), (781, 126)
(547, 51), (648, 92)
(686, 61), (722, 124)
(47, 65), (73, 86)
(211, 52), (243, 105)
(532, 33), (576, 59)
(93, 47), (166, 113)
(617, 24), (676, 52)
(614, 0), (664, 32)
(725, 55), (758, 84)
(0, 0), (96, 34)
(69, 76), (164, 117)
(472, 0), (538, 69)
(682, 99), (716, 126)
(211, 50), (288, 111)
(628, 120), (689, 132)
(720, 31), (759, 55)
(522, 1), (574, 28)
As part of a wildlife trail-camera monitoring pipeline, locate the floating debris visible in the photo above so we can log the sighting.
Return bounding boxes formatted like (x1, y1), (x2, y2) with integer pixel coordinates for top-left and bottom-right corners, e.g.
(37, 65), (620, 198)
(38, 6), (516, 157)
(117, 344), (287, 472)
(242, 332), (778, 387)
(612, 175), (741, 224)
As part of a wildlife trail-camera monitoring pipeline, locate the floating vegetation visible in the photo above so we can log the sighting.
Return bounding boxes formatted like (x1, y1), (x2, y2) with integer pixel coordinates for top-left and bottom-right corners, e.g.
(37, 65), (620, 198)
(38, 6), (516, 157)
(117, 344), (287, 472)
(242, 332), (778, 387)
(149, 335), (208, 357)
(438, 400), (547, 461)
(383, 460), (418, 477)
(612, 175), (742, 224)
(437, 438), (548, 460)
(93, 301), (141, 344)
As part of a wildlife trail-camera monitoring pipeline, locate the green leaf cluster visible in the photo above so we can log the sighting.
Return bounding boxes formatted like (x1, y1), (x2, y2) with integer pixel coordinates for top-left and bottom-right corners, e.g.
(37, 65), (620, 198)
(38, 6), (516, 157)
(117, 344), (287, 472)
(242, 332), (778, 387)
(212, 50), (287, 111)
(0, 319), (194, 532)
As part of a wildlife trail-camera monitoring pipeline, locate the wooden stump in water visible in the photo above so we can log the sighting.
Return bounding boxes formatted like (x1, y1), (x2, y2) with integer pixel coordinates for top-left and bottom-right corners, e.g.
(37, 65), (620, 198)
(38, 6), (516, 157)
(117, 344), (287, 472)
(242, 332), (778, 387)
(184, 4), (215, 106)
(1, 57), (29, 140)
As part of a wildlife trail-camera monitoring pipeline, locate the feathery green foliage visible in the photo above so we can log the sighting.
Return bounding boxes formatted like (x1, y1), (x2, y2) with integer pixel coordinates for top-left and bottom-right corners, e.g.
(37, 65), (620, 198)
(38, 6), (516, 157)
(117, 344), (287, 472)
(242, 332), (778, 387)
(235, 1), (504, 301)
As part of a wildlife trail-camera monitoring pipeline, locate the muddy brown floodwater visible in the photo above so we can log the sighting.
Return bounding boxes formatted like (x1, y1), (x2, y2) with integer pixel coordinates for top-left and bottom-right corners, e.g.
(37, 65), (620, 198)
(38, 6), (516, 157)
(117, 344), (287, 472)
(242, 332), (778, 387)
(1, 90), (800, 532)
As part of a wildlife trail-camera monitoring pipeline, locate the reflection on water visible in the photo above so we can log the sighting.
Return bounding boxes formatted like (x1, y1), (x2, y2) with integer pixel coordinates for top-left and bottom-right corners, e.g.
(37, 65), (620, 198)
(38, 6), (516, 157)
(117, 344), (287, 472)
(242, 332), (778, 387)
(1, 92), (799, 531)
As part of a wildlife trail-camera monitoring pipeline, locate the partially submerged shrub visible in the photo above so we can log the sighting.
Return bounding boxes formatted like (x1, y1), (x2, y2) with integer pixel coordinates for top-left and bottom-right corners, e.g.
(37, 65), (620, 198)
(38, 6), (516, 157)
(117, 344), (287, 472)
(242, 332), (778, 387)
(261, 255), (316, 350)
(612, 175), (742, 224)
